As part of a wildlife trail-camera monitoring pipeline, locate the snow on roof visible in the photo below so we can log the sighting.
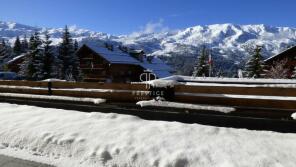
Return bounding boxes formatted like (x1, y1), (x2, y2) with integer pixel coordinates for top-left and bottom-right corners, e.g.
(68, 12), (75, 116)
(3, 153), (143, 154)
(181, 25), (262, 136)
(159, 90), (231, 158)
(82, 44), (173, 78)
(84, 44), (140, 65)
(129, 49), (144, 54)
(140, 57), (173, 78)
(7, 54), (26, 64)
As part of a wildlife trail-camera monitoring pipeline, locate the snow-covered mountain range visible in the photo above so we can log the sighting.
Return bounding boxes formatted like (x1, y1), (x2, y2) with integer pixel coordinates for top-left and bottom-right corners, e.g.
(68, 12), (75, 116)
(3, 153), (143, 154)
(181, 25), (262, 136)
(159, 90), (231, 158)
(1, 21), (296, 75)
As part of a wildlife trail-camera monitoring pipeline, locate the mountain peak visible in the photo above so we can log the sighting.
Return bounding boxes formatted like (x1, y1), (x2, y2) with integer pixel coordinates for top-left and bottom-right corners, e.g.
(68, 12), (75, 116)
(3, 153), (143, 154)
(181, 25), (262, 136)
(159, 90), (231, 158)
(1, 20), (296, 65)
(1, 20), (296, 76)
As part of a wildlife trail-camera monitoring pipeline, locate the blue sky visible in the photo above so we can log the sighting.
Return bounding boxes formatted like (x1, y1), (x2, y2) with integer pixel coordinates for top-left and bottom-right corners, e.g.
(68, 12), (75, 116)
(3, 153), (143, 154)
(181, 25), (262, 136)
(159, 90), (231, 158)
(0, 0), (295, 35)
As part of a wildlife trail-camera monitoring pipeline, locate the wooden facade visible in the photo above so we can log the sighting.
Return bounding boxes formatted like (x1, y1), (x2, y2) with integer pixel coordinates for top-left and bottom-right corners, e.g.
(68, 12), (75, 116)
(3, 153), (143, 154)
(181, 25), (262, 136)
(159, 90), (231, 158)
(264, 46), (296, 78)
(77, 45), (144, 83)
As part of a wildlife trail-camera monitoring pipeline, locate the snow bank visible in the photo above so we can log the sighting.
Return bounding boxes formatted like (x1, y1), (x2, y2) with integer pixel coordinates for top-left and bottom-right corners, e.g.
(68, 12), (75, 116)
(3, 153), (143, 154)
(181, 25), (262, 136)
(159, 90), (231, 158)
(0, 93), (106, 104)
(141, 75), (296, 88)
(42, 79), (67, 82)
(292, 113), (296, 120)
(136, 100), (235, 113)
(135, 75), (181, 88)
(177, 92), (296, 101)
(0, 103), (296, 167)
(0, 85), (133, 93)
(183, 82), (296, 88)
(262, 84), (296, 88)
(0, 85), (47, 90)
(145, 79), (178, 88)
(175, 75), (296, 84)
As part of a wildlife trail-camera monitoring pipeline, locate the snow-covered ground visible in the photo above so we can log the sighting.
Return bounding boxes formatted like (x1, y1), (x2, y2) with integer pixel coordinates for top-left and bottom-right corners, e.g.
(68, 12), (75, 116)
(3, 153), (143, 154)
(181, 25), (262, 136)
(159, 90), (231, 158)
(136, 100), (235, 113)
(0, 102), (296, 167)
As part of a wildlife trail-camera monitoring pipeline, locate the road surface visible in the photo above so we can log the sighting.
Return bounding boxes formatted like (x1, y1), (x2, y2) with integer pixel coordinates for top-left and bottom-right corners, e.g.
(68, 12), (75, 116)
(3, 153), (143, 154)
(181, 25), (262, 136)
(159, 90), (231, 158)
(0, 154), (53, 167)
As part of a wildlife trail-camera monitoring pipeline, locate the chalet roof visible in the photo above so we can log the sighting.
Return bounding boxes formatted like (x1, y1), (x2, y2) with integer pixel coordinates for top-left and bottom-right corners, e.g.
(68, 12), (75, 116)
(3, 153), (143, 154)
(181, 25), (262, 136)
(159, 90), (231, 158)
(140, 57), (173, 78)
(129, 49), (144, 54)
(80, 44), (173, 78)
(264, 46), (296, 63)
(7, 54), (26, 64)
(84, 44), (140, 65)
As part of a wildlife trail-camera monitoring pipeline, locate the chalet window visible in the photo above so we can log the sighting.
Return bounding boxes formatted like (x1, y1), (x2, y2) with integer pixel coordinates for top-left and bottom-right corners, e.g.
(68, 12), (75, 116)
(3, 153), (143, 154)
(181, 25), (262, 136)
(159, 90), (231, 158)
(83, 60), (95, 68)
(94, 57), (100, 64)
(85, 60), (92, 67)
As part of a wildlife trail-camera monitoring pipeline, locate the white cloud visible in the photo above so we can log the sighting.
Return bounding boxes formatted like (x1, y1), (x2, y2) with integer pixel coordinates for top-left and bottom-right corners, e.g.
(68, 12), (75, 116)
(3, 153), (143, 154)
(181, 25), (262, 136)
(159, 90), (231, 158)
(130, 19), (169, 37)
(68, 25), (78, 30)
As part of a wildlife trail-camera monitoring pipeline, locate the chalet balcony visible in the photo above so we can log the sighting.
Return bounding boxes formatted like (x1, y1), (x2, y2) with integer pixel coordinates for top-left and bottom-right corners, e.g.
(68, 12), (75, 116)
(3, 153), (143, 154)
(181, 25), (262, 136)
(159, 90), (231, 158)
(83, 77), (107, 82)
(84, 73), (107, 78)
(83, 74), (108, 82)
(80, 64), (106, 70)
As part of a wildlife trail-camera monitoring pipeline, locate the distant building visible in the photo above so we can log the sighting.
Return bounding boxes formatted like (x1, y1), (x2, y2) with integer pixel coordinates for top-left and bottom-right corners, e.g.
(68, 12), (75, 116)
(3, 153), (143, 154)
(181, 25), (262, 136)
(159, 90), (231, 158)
(264, 46), (296, 78)
(6, 54), (27, 73)
(76, 43), (173, 82)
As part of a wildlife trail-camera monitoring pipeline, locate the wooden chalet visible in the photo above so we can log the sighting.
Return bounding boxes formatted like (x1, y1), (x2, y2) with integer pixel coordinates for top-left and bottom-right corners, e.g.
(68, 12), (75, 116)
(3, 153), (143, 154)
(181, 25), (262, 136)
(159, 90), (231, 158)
(6, 43), (173, 82)
(7, 54), (27, 73)
(76, 43), (172, 83)
(264, 46), (296, 78)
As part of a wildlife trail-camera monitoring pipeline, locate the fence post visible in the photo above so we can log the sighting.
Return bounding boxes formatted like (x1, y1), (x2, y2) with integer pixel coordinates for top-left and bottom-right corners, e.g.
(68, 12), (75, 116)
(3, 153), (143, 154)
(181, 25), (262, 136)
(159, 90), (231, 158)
(48, 82), (52, 95)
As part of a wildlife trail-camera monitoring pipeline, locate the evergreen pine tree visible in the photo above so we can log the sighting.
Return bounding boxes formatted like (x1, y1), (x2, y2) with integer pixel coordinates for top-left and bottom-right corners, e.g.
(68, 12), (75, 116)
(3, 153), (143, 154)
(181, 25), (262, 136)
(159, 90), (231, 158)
(19, 32), (44, 80)
(192, 45), (209, 77)
(13, 36), (22, 56)
(58, 26), (81, 81)
(51, 52), (62, 79)
(74, 39), (79, 51)
(21, 35), (29, 53)
(28, 35), (34, 48)
(1, 39), (12, 58)
(43, 32), (54, 79)
(19, 35), (34, 80)
(1, 39), (5, 46)
(32, 32), (45, 80)
(0, 39), (8, 61)
(0, 39), (12, 70)
(245, 45), (264, 78)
